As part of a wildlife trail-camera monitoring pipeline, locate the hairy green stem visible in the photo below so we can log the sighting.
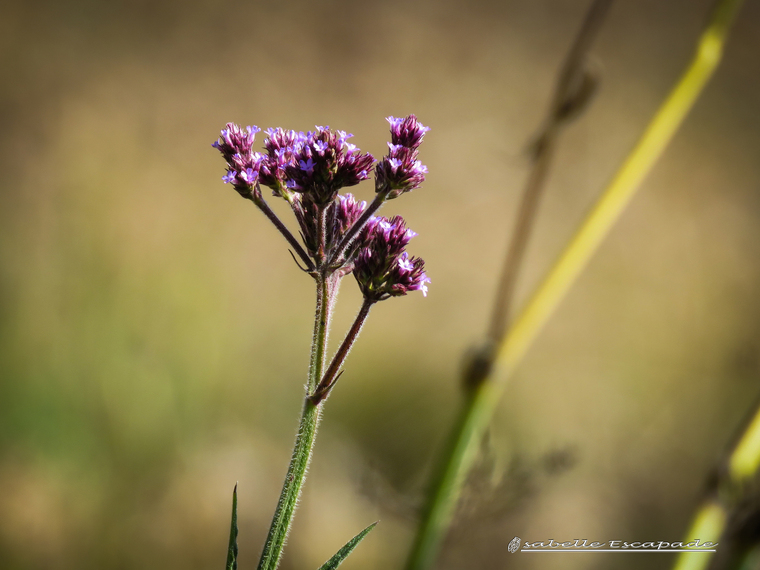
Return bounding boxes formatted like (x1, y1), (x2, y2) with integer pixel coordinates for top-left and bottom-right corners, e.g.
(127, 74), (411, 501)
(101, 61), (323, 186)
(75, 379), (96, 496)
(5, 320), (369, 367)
(312, 298), (374, 403)
(406, 0), (744, 568)
(257, 275), (333, 570)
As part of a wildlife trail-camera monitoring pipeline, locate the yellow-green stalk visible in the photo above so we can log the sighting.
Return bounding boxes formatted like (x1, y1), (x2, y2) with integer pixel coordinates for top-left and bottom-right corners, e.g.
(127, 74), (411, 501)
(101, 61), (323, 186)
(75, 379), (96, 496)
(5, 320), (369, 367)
(405, 1), (745, 568)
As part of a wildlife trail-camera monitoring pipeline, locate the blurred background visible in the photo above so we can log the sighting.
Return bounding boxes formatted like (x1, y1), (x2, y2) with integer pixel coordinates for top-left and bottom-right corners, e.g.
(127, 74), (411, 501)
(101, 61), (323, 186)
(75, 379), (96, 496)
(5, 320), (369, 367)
(1, 0), (759, 568)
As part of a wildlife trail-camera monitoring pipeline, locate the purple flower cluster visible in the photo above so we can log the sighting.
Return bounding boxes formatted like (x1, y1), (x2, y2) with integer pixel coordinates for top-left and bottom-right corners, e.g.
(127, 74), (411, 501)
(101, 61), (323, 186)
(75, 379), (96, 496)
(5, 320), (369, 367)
(258, 128), (304, 200)
(353, 216), (430, 302)
(375, 115), (429, 199)
(212, 123), (265, 197)
(284, 127), (375, 206)
(213, 117), (430, 300)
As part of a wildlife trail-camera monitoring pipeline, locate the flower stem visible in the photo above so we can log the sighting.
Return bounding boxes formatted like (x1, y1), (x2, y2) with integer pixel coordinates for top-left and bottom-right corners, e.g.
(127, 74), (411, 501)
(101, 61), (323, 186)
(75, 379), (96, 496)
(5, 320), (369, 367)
(311, 298), (374, 404)
(405, 0), (744, 567)
(257, 276), (333, 570)
(251, 191), (314, 271)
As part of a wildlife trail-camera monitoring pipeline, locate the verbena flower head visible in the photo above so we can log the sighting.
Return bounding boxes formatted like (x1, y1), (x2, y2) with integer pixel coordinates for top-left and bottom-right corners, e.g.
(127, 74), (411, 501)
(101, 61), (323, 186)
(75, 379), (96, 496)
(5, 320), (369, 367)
(285, 126), (375, 206)
(336, 193), (367, 235)
(259, 128), (307, 201)
(213, 118), (430, 281)
(387, 114), (430, 149)
(333, 193), (368, 273)
(375, 146), (428, 199)
(375, 115), (429, 199)
(353, 215), (430, 301)
(213, 122), (265, 197)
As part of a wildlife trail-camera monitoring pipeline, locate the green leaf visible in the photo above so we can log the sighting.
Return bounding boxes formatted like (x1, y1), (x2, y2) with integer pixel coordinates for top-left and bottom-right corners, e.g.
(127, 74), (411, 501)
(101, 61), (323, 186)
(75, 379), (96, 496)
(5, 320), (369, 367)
(317, 521), (378, 570)
(226, 483), (239, 570)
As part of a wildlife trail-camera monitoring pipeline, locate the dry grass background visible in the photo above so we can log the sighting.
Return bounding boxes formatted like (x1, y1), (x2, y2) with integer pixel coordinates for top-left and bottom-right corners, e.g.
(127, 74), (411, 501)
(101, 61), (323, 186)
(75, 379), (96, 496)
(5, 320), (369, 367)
(1, 1), (760, 569)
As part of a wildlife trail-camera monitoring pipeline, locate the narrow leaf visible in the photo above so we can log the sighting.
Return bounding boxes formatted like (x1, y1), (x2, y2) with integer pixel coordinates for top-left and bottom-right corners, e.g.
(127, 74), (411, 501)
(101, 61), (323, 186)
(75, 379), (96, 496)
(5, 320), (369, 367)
(226, 483), (239, 570)
(317, 521), (378, 570)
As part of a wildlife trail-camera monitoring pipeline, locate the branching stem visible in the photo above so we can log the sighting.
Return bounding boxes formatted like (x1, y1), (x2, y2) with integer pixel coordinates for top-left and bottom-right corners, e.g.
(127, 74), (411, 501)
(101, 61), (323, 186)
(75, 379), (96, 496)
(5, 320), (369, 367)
(257, 271), (333, 570)
(327, 192), (386, 267)
(250, 191), (314, 271)
(312, 298), (374, 403)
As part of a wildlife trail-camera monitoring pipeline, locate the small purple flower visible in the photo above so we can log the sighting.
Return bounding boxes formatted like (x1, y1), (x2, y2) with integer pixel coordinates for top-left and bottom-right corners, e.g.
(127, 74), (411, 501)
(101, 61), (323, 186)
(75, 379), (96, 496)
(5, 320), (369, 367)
(353, 215), (429, 301)
(394, 252), (430, 297)
(285, 126), (375, 205)
(299, 158), (315, 174)
(397, 253), (415, 272)
(239, 167), (259, 185)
